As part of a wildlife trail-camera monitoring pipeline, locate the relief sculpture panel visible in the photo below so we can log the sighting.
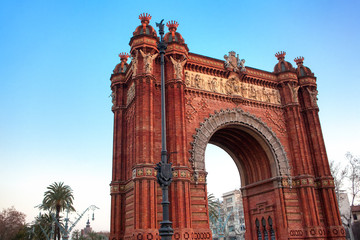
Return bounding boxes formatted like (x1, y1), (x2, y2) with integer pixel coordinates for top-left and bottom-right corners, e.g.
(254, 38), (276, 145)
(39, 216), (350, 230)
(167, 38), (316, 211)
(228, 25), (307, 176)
(185, 70), (281, 105)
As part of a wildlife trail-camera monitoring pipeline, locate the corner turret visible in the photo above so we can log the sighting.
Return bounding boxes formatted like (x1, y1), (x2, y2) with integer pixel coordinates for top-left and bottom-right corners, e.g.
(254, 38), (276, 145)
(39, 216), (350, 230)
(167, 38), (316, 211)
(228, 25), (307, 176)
(273, 51), (295, 73)
(113, 52), (130, 74)
(132, 13), (157, 37)
(294, 56), (315, 77)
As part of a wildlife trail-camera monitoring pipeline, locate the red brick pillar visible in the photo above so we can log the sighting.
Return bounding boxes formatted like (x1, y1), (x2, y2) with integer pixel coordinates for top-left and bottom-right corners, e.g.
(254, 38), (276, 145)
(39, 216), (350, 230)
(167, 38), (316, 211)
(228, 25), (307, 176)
(110, 70), (127, 240)
(299, 78), (346, 239)
(278, 71), (322, 235)
(165, 42), (195, 239)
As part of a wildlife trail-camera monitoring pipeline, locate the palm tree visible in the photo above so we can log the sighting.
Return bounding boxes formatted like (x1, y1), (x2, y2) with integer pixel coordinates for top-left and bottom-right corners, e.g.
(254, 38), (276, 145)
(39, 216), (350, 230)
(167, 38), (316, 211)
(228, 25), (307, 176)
(31, 212), (54, 240)
(208, 193), (220, 224)
(41, 182), (75, 240)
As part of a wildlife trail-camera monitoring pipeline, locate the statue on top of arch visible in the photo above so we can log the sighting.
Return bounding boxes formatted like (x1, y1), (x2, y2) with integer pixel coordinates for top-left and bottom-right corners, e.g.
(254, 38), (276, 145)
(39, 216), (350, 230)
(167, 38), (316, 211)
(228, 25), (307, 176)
(224, 51), (246, 73)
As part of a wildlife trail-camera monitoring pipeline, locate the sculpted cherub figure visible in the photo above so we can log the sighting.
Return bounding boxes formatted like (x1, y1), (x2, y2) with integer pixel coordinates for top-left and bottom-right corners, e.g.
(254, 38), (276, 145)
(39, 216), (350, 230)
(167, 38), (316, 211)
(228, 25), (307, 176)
(307, 88), (318, 107)
(140, 49), (158, 74)
(289, 83), (300, 103)
(238, 59), (246, 72)
(170, 56), (187, 79)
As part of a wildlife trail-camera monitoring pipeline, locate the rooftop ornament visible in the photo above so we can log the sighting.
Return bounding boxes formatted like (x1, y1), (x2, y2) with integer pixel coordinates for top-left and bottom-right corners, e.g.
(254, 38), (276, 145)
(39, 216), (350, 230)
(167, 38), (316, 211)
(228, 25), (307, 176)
(166, 20), (179, 42)
(275, 51), (286, 61)
(294, 56), (305, 65)
(139, 13), (152, 32)
(118, 52), (130, 61)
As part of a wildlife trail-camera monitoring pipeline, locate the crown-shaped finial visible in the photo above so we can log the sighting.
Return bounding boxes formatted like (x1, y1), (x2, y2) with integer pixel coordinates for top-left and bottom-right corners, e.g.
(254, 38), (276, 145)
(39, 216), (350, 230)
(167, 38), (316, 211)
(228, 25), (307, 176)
(166, 20), (179, 30)
(275, 51), (286, 60)
(139, 13), (152, 23)
(119, 52), (130, 60)
(294, 56), (304, 65)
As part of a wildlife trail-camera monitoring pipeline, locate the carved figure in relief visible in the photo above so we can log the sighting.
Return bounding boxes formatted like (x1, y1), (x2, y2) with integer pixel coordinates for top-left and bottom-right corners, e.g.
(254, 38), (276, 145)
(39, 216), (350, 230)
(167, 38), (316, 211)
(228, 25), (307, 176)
(307, 88), (318, 107)
(131, 50), (138, 76)
(190, 74), (195, 88)
(224, 51), (240, 72)
(239, 59), (246, 72)
(170, 56), (187, 79)
(140, 49), (158, 74)
(224, 51), (246, 73)
(289, 84), (300, 103)
(219, 79), (225, 93)
(185, 72), (191, 86)
(209, 78), (218, 92)
(225, 80), (234, 95)
(273, 90), (281, 104)
(241, 83), (248, 98)
(250, 85), (257, 99)
(232, 79), (240, 94)
(194, 74), (202, 88)
(256, 88), (262, 101)
(262, 87), (271, 103)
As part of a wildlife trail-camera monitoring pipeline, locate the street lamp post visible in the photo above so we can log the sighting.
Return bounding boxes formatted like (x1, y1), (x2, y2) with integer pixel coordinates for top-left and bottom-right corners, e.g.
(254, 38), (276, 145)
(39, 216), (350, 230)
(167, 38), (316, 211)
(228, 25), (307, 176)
(155, 19), (174, 240)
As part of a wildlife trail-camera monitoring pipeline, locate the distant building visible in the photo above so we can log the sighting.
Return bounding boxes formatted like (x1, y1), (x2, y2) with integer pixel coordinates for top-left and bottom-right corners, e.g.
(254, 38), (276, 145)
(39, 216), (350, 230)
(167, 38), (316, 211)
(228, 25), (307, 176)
(211, 190), (245, 240)
(81, 218), (92, 237)
(338, 191), (351, 226)
(352, 205), (360, 222)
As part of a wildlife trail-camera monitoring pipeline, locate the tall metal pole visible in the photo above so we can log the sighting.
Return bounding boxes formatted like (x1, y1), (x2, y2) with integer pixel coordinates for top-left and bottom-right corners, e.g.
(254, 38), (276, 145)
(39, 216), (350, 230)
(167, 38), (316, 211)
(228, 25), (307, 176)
(155, 19), (174, 240)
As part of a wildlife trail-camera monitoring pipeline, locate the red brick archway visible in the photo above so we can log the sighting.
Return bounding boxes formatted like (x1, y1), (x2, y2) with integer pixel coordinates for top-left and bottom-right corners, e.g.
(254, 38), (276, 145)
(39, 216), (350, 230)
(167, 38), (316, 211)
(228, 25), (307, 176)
(109, 14), (345, 240)
(192, 109), (290, 239)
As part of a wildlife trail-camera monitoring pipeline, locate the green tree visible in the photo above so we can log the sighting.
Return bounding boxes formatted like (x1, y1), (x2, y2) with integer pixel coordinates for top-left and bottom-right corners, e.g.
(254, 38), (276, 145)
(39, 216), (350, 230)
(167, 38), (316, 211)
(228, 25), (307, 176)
(41, 182), (75, 240)
(208, 193), (220, 224)
(87, 231), (102, 240)
(30, 212), (54, 240)
(71, 230), (86, 240)
(0, 206), (26, 240)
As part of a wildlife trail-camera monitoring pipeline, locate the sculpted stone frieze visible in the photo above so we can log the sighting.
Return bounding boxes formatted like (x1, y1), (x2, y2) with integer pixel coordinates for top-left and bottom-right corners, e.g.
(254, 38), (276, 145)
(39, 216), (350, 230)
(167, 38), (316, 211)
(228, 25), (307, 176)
(185, 70), (281, 105)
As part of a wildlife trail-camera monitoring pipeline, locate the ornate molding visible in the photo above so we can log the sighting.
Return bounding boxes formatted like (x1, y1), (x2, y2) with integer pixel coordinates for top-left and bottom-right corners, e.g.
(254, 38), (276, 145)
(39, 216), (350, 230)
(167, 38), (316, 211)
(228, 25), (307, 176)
(189, 108), (290, 178)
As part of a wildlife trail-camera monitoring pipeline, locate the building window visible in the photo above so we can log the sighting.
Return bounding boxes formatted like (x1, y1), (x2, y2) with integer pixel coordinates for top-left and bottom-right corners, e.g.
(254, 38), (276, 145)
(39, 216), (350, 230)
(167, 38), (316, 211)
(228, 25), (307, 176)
(268, 216), (276, 240)
(256, 218), (262, 240)
(228, 225), (235, 232)
(226, 198), (233, 203)
(354, 214), (358, 220)
(262, 217), (268, 239)
(227, 206), (233, 212)
(281, 62), (286, 71)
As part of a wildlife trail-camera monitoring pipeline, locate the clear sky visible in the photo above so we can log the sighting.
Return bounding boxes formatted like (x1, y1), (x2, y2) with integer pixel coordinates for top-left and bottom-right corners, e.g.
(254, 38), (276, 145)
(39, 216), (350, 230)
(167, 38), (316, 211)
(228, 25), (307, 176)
(1, 0), (359, 232)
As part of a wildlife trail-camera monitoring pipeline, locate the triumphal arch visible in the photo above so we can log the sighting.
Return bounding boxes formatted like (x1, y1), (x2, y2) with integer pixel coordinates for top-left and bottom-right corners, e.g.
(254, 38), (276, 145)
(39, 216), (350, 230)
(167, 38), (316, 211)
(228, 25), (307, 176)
(109, 13), (345, 240)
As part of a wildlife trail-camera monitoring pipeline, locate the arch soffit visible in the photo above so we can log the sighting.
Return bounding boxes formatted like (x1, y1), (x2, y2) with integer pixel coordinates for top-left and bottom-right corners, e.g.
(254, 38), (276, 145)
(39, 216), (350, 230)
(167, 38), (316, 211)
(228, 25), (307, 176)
(189, 108), (290, 178)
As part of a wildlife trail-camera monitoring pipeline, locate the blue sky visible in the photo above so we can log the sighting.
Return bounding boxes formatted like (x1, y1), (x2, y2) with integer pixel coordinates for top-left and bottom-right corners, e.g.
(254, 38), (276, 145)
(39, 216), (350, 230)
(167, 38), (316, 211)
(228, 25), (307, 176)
(0, 0), (359, 232)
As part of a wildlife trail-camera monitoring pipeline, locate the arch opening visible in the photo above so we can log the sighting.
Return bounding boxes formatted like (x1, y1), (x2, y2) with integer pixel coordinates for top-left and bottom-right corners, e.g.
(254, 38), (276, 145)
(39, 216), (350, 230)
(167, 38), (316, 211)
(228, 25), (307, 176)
(191, 108), (290, 240)
(190, 108), (290, 181)
(208, 125), (274, 186)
